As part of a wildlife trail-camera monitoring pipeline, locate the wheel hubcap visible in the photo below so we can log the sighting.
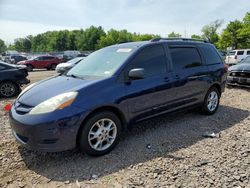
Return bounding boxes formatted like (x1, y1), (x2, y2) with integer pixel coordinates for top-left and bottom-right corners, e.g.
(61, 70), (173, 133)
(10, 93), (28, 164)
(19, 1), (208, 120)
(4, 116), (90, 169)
(88, 118), (117, 151)
(0, 83), (15, 97)
(207, 91), (218, 112)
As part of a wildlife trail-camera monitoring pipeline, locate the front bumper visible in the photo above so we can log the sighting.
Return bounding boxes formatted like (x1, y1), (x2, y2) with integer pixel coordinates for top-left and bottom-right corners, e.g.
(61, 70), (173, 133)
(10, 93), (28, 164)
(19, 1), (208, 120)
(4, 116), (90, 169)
(9, 103), (87, 152)
(18, 78), (30, 85)
(227, 75), (250, 87)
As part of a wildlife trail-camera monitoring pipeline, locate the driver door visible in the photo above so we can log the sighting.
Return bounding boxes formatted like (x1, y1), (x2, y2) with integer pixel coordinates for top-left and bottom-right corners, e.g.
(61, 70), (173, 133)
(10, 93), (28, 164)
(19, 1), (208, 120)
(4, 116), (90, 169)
(123, 44), (175, 121)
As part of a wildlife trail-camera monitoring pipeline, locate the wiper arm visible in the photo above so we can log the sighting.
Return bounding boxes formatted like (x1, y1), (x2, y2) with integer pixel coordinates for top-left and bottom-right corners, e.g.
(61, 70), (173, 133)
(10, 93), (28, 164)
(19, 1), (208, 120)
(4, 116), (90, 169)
(66, 74), (84, 79)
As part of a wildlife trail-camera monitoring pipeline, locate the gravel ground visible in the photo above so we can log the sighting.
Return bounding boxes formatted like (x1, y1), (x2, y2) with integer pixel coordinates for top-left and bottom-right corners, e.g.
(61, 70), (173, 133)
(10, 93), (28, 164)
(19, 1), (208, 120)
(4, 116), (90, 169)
(0, 71), (250, 188)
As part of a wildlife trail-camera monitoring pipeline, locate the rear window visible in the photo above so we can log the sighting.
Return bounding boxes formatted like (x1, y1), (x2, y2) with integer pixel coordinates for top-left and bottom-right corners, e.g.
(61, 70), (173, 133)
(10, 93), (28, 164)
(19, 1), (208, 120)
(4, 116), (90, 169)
(199, 45), (222, 65)
(237, 51), (244, 55)
(170, 47), (202, 71)
(228, 51), (236, 55)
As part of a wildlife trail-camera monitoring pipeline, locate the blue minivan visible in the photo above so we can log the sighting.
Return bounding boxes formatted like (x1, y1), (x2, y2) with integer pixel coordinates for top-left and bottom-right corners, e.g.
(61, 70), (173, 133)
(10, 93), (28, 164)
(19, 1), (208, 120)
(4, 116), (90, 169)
(9, 38), (227, 156)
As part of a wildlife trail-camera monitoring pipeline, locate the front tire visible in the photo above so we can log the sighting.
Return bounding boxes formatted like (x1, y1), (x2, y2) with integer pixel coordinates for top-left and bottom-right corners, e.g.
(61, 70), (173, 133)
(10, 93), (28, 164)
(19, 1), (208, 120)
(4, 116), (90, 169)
(51, 64), (57, 70)
(0, 81), (20, 98)
(78, 111), (122, 156)
(201, 87), (220, 115)
(26, 64), (33, 72)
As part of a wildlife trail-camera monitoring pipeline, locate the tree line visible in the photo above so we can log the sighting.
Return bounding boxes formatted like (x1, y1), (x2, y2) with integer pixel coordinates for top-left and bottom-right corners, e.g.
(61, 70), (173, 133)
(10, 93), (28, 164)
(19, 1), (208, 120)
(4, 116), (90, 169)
(0, 12), (249, 53)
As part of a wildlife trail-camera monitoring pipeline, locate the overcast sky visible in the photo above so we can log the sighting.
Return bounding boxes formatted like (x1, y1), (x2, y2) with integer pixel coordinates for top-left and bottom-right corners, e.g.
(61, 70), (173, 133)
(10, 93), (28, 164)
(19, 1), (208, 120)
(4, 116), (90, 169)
(0, 0), (249, 44)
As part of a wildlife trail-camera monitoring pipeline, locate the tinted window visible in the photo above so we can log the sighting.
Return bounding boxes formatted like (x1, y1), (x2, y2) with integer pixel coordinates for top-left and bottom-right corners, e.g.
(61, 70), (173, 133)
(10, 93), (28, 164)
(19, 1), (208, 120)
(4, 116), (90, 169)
(46, 56), (55, 60)
(247, 51), (250, 55)
(129, 45), (166, 77)
(199, 45), (221, 65)
(228, 51), (236, 55)
(237, 51), (244, 55)
(36, 57), (43, 60)
(170, 47), (202, 70)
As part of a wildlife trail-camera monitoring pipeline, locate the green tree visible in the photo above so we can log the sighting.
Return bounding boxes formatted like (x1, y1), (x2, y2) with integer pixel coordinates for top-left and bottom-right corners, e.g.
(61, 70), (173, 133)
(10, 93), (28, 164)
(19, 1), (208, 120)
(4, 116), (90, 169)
(76, 26), (105, 51)
(0, 39), (7, 53)
(201, 20), (223, 44)
(217, 20), (243, 49)
(191, 34), (202, 39)
(168, 32), (181, 38)
(97, 29), (134, 48)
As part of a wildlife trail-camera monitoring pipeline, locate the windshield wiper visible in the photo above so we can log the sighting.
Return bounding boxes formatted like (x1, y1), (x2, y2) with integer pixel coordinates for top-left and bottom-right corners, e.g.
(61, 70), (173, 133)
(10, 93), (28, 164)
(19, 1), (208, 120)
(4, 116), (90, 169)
(66, 74), (85, 79)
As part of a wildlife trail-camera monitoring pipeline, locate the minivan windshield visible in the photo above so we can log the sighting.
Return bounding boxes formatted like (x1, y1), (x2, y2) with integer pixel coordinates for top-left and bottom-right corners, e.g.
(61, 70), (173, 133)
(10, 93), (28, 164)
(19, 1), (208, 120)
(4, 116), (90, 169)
(67, 46), (134, 78)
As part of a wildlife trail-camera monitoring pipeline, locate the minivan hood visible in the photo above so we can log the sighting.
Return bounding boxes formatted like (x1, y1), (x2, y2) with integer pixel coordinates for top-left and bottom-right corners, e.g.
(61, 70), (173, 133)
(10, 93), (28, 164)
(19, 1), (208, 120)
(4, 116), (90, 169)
(18, 75), (98, 106)
(229, 63), (250, 72)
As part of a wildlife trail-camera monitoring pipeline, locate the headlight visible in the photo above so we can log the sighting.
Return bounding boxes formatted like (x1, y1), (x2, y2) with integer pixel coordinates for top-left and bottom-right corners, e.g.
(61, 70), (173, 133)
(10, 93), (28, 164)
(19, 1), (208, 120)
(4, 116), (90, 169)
(18, 83), (36, 99)
(29, 91), (78, 115)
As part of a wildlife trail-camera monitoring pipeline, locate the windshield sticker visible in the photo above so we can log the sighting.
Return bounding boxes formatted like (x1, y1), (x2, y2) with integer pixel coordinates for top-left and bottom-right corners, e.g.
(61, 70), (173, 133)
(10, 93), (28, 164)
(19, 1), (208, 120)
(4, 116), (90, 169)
(104, 71), (111, 75)
(116, 48), (132, 53)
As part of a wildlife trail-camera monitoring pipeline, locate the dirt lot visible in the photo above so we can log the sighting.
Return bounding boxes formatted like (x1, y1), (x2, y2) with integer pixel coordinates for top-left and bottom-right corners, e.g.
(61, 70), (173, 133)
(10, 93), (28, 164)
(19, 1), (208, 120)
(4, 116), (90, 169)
(0, 71), (249, 188)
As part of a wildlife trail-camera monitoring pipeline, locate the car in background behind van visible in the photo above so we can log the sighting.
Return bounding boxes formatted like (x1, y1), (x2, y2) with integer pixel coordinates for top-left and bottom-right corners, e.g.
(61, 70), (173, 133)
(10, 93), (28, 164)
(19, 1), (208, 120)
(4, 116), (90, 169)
(225, 49), (250, 65)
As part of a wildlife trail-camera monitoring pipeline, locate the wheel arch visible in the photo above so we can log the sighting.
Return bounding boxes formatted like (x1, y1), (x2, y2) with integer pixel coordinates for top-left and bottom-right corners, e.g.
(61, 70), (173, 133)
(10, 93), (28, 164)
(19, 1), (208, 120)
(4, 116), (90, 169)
(209, 83), (222, 96)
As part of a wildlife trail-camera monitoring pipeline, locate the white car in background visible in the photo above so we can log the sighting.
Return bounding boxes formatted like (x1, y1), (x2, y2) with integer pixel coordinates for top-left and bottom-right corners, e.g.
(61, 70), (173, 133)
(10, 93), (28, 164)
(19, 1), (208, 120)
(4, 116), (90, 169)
(226, 49), (250, 65)
(56, 57), (85, 74)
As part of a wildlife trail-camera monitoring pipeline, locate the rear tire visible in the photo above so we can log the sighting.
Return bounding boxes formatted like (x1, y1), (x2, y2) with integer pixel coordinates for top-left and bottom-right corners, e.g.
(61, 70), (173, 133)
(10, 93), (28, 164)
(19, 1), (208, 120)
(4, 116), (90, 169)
(201, 87), (220, 115)
(78, 111), (122, 156)
(0, 81), (20, 98)
(51, 64), (57, 70)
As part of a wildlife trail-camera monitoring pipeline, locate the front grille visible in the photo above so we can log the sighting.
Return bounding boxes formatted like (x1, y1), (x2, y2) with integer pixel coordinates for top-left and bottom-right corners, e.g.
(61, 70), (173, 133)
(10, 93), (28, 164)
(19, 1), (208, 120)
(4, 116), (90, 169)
(15, 101), (33, 115)
(230, 71), (250, 78)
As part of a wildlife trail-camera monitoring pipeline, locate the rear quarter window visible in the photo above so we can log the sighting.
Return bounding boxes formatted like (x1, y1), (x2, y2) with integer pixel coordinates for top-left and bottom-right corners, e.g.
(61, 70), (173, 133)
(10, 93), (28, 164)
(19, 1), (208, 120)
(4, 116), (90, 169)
(237, 51), (244, 55)
(199, 45), (222, 65)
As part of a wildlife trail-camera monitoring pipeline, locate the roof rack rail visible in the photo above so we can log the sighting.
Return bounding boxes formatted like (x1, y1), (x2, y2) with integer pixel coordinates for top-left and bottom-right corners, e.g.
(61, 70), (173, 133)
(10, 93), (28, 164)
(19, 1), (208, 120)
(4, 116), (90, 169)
(150, 37), (209, 43)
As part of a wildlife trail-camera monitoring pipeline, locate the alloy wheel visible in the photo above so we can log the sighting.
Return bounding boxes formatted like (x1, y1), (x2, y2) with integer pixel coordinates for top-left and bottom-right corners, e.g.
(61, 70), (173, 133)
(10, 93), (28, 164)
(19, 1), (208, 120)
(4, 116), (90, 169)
(88, 118), (117, 151)
(207, 91), (218, 112)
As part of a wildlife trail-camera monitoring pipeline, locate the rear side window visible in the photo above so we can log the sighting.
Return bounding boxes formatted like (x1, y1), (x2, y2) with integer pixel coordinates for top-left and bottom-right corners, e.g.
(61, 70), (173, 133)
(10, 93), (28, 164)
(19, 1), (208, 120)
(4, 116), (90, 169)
(237, 51), (244, 55)
(170, 47), (202, 71)
(129, 45), (167, 77)
(228, 51), (236, 55)
(247, 51), (250, 55)
(46, 56), (55, 60)
(199, 45), (222, 65)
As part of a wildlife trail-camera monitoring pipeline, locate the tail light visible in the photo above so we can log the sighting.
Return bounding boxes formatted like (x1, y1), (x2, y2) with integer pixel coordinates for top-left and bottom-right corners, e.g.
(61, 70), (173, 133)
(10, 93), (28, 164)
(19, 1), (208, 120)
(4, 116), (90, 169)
(234, 55), (237, 60)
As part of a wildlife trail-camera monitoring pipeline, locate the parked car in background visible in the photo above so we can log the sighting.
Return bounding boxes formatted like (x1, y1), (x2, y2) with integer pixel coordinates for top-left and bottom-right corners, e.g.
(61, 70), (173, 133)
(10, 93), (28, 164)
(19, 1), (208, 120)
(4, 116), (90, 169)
(64, 50), (81, 58)
(225, 49), (250, 65)
(227, 56), (250, 87)
(0, 61), (29, 98)
(56, 57), (85, 74)
(9, 38), (227, 156)
(61, 55), (74, 63)
(10, 55), (27, 64)
(239, 56), (250, 63)
(17, 55), (61, 71)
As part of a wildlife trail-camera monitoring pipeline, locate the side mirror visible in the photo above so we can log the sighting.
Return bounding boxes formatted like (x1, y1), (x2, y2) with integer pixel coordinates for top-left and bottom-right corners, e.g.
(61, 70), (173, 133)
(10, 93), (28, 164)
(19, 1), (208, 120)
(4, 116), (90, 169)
(128, 68), (145, 80)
